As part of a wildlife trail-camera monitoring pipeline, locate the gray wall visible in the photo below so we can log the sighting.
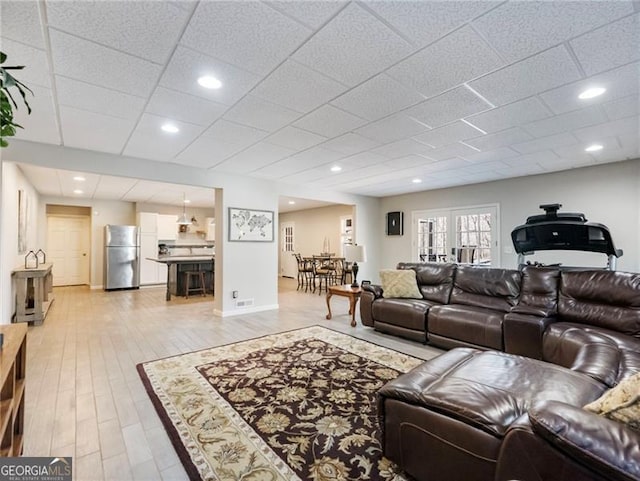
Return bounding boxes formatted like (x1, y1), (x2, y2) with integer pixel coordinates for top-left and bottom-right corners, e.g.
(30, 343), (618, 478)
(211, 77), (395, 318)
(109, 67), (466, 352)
(379, 159), (640, 274)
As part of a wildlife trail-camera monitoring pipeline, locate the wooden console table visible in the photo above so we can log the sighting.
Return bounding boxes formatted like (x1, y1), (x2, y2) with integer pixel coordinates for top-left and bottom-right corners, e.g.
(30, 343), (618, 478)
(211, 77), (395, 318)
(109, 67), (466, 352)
(0, 323), (27, 456)
(325, 284), (362, 327)
(12, 263), (54, 325)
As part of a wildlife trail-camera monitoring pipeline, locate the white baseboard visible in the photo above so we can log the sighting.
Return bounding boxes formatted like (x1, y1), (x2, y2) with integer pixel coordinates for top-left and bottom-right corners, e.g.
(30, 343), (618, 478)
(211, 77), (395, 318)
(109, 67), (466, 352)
(213, 304), (279, 318)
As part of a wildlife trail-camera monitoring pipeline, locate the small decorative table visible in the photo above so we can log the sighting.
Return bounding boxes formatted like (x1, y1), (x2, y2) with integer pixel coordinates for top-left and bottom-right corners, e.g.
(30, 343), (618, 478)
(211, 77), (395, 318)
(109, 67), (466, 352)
(325, 284), (362, 327)
(11, 263), (54, 325)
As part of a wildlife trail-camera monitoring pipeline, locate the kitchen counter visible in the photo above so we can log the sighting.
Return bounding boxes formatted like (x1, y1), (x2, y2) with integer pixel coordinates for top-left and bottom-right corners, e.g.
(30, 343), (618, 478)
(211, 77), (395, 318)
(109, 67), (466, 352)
(148, 257), (215, 300)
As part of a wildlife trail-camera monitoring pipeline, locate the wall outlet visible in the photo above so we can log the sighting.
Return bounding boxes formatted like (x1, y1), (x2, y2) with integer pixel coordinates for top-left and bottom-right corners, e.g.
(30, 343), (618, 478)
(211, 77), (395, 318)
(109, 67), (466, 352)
(232, 290), (238, 298)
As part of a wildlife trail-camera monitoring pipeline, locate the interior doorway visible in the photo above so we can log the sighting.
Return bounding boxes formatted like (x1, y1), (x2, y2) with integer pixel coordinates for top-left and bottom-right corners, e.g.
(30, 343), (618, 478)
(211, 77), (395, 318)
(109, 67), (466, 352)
(280, 222), (296, 278)
(47, 210), (91, 286)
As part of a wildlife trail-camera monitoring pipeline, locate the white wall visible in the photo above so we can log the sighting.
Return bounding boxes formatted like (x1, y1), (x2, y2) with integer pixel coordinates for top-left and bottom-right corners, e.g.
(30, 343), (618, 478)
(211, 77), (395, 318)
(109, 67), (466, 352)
(0, 162), (41, 324)
(38, 196), (136, 288)
(279, 204), (354, 258)
(379, 159), (640, 273)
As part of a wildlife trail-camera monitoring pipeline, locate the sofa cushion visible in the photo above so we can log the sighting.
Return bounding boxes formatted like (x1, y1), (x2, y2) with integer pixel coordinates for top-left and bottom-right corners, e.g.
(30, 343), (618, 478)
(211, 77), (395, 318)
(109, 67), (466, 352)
(450, 266), (521, 312)
(558, 270), (640, 337)
(428, 304), (505, 350)
(380, 269), (422, 299)
(511, 266), (560, 317)
(397, 262), (456, 304)
(372, 298), (433, 331)
(584, 371), (640, 431)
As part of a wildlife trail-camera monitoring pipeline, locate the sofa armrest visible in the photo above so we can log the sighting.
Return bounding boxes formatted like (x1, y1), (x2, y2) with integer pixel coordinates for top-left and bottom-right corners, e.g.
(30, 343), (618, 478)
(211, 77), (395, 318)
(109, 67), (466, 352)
(529, 400), (640, 481)
(503, 312), (556, 359)
(363, 283), (383, 298)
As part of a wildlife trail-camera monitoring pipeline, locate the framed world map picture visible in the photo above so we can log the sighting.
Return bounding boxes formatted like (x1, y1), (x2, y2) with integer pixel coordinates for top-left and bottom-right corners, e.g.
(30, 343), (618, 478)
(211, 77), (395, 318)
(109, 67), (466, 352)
(229, 207), (274, 242)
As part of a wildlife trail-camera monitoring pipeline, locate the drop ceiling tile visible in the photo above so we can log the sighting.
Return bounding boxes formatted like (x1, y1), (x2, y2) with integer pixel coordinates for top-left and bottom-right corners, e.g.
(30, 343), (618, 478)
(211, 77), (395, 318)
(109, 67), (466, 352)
(123, 114), (205, 161)
(573, 116), (639, 142)
(461, 147), (519, 163)
(590, 142), (640, 163)
(602, 94), (640, 121)
(46, 1), (190, 63)
(266, 1), (347, 29)
(159, 46), (261, 106)
(175, 137), (245, 168)
(94, 176), (139, 199)
(420, 157), (472, 173)
(264, 126), (327, 150)
(251, 60), (347, 113)
(1, 1), (44, 48)
(202, 120), (269, 145)
(59, 171), (100, 198)
(293, 105), (367, 137)
(465, 127), (533, 151)
(495, 162), (545, 176)
(60, 106), (136, 154)
(321, 133), (380, 156)
(412, 121), (484, 148)
(254, 146), (343, 178)
(49, 30), (161, 97)
(2, 38), (50, 88)
(469, 46), (582, 106)
(539, 62), (640, 115)
(292, 3), (413, 86)
(146, 87), (227, 126)
(181, 1), (311, 75)
(212, 142), (295, 174)
(330, 74), (423, 121)
(511, 132), (579, 155)
(13, 85), (60, 145)
(17, 164), (61, 196)
(386, 26), (503, 99)
(406, 86), (492, 128)
(366, 1), (499, 48)
(372, 138), (434, 159)
(472, 1), (632, 62)
(522, 105), (609, 137)
(459, 160), (510, 174)
(56, 76), (145, 120)
(339, 151), (388, 167)
(426, 143), (478, 161)
(383, 155), (434, 169)
(552, 136), (620, 160)
(465, 98), (553, 134)
(616, 133), (639, 151)
(223, 95), (303, 132)
(501, 150), (560, 167)
(355, 114), (430, 143)
(570, 13), (640, 76)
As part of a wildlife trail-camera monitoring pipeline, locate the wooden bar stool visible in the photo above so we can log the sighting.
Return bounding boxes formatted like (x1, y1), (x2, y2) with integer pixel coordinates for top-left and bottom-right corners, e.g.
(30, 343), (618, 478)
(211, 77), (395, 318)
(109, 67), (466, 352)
(184, 270), (206, 298)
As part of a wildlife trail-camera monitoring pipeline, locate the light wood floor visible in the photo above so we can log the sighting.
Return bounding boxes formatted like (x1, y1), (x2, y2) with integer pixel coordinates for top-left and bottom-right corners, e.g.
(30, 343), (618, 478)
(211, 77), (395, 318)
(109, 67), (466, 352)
(23, 278), (443, 481)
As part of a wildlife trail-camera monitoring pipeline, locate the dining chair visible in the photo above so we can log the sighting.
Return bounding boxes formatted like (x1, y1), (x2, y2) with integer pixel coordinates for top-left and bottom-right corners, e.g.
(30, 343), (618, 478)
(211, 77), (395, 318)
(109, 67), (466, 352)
(312, 255), (336, 295)
(294, 253), (314, 292)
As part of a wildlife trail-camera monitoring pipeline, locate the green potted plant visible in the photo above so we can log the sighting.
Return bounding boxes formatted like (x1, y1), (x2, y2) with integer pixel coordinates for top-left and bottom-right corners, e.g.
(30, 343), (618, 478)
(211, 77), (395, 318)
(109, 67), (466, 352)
(1, 51), (33, 148)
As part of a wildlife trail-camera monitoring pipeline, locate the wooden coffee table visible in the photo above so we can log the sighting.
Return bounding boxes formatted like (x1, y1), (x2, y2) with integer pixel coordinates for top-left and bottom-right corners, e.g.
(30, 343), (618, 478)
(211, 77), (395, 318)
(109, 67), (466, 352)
(325, 284), (363, 327)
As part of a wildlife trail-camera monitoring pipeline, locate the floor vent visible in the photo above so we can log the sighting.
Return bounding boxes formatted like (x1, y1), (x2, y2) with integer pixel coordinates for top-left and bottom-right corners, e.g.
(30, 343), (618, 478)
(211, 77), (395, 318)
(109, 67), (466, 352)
(236, 299), (254, 308)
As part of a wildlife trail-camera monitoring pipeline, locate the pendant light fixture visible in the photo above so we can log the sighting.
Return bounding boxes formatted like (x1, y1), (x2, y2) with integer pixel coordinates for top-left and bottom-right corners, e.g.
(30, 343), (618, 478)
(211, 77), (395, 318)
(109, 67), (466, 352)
(177, 193), (191, 225)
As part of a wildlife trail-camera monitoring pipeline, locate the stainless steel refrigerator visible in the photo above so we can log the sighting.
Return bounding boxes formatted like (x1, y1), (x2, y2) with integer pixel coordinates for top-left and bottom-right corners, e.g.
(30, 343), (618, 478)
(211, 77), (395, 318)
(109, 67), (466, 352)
(104, 225), (140, 290)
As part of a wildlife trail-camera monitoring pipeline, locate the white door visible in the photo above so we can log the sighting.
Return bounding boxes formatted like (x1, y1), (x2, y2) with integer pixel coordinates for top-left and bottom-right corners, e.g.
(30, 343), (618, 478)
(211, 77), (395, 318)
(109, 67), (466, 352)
(413, 204), (499, 266)
(47, 215), (91, 286)
(280, 222), (296, 278)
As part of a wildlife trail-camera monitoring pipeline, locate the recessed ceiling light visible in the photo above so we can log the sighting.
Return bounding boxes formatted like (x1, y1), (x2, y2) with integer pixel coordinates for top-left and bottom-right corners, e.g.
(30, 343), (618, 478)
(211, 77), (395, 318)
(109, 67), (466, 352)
(161, 123), (179, 133)
(197, 75), (222, 89)
(73, 176), (85, 181)
(330, 165), (342, 172)
(412, 178), (422, 184)
(288, 201), (296, 205)
(73, 189), (83, 194)
(578, 87), (606, 100)
(183, 199), (191, 204)
(585, 144), (603, 152)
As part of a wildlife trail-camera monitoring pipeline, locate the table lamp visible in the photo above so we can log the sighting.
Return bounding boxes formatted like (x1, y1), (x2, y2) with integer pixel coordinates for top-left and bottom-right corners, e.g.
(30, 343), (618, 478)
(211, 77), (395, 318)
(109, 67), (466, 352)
(344, 244), (366, 288)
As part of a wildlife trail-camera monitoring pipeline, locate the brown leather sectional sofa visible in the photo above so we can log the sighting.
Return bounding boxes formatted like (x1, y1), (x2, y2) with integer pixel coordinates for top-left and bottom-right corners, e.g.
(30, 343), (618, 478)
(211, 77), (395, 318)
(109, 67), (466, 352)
(362, 263), (640, 481)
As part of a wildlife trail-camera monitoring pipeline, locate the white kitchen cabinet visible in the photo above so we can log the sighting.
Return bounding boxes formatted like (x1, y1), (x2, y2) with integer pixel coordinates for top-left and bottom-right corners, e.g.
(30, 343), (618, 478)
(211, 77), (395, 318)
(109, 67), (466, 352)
(157, 214), (178, 240)
(138, 212), (158, 233)
(206, 217), (215, 241)
(140, 232), (160, 285)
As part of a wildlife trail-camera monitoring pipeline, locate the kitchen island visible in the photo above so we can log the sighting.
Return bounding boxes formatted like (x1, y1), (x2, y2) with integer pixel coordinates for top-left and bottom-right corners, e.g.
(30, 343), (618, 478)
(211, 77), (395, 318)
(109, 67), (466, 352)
(148, 256), (214, 300)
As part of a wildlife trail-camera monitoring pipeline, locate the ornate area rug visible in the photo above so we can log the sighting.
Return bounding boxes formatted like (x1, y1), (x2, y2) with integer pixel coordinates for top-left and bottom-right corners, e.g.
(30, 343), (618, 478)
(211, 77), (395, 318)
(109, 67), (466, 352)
(137, 326), (423, 481)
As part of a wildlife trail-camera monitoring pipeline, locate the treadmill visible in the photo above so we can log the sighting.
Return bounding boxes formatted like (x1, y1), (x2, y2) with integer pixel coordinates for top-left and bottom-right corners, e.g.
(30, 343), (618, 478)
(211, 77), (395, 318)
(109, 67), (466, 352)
(511, 204), (623, 270)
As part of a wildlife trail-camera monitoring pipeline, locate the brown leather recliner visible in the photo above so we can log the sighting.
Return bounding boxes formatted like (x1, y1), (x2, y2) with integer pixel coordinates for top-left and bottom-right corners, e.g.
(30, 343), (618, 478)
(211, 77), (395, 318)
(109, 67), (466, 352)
(378, 269), (640, 481)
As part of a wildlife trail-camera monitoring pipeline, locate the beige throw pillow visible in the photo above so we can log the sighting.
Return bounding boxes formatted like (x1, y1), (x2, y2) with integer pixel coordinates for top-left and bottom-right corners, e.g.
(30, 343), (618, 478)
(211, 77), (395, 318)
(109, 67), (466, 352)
(380, 269), (422, 299)
(584, 371), (640, 431)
